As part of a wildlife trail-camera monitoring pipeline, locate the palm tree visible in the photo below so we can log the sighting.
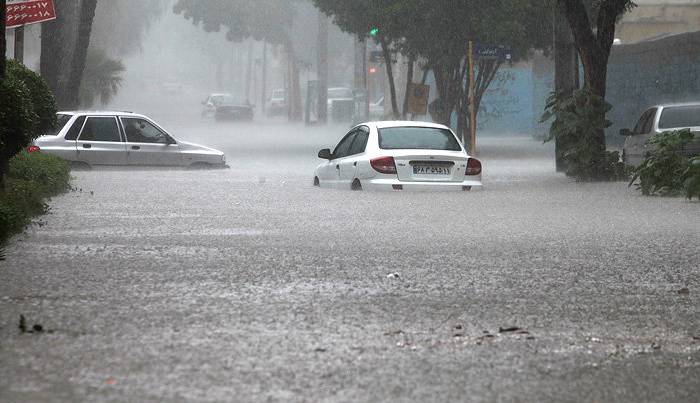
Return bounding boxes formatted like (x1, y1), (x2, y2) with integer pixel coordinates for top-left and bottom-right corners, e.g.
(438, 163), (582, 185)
(79, 49), (125, 108)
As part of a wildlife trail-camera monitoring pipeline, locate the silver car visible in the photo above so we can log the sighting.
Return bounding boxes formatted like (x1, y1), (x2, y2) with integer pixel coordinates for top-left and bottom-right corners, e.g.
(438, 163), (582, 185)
(33, 111), (226, 168)
(621, 103), (700, 166)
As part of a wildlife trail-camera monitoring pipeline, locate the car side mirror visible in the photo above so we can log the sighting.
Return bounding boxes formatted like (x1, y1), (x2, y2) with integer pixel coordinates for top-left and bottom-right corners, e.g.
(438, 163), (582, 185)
(318, 148), (332, 160)
(165, 136), (177, 145)
(619, 128), (632, 137)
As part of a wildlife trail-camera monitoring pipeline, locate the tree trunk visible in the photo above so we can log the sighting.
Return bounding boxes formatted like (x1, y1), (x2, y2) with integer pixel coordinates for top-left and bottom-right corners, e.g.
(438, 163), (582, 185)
(402, 55), (415, 119)
(1, 0), (6, 81)
(558, 0), (628, 153)
(317, 12), (328, 124)
(284, 39), (303, 121)
(378, 34), (399, 119)
(554, 5), (580, 171)
(64, 0), (97, 110)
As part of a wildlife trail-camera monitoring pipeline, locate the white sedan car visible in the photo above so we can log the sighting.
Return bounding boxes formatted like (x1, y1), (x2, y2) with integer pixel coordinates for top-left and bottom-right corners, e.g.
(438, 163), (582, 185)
(32, 111), (226, 168)
(314, 121), (482, 191)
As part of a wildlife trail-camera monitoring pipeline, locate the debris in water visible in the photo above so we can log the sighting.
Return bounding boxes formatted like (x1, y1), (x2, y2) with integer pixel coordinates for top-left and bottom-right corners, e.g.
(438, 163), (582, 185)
(678, 287), (690, 295)
(19, 315), (27, 333)
(386, 272), (400, 279)
(498, 326), (523, 333)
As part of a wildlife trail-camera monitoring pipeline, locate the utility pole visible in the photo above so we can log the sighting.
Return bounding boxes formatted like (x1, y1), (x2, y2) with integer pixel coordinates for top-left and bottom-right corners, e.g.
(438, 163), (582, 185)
(245, 40), (254, 102)
(14, 26), (24, 64)
(317, 11), (328, 124)
(553, 6), (580, 172)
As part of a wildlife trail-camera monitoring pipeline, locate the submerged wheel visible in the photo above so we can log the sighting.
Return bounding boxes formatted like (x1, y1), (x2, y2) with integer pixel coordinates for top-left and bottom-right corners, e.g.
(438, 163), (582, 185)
(351, 179), (362, 191)
(70, 161), (92, 171)
(313, 177), (320, 187)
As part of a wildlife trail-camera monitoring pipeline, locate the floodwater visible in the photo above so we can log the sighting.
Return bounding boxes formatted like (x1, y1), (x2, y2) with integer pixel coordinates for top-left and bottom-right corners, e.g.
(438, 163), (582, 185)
(0, 97), (699, 401)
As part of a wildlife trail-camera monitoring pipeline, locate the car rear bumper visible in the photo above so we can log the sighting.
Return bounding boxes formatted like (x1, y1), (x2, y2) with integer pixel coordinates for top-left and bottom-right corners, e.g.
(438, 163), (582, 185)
(363, 178), (483, 192)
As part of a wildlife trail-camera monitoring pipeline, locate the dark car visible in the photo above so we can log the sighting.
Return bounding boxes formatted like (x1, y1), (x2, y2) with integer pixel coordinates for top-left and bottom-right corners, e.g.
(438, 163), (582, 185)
(202, 94), (254, 121)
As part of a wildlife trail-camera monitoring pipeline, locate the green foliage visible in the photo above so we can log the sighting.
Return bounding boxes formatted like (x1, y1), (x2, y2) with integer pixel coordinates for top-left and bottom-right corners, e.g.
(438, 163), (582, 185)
(0, 75), (37, 161)
(6, 60), (57, 135)
(629, 130), (697, 197)
(9, 152), (72, 196)
(79, 49), (125, 108)
(541, 89), (628, 181)
(0, 152), (71, 244)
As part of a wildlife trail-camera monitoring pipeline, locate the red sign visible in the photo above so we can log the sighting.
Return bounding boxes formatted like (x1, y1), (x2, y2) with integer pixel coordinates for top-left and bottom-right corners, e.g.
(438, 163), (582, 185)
(6, 0), (56, 29)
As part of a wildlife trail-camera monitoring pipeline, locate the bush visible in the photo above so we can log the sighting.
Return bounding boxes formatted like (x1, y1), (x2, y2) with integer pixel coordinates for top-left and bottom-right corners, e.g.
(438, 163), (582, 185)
(6, 60), (57, 135)
(629, 130), (696, 197)
(9, 152), (72, 196)
(541, 89), (628, 181)
(0, 152), (71, 243)
(0, 60), (58, 185)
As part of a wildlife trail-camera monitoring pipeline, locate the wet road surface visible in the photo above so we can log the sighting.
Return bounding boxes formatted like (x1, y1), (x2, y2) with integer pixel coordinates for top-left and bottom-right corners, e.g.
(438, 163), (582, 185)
(1, 118), (699, 402)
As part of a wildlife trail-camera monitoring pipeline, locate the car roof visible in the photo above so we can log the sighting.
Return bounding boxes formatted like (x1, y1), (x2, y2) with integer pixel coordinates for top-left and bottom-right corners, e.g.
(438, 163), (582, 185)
(654, 102), (700, 109)
(362, 121), (452, 131)
(58, 111), (149, 119)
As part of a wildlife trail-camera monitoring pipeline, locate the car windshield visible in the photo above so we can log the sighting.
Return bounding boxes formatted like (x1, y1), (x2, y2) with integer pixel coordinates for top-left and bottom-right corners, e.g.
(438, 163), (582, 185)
(44, 114), (72, 136)
(328, 88), (353, 99)
(212, 95), (244, 106)
(658, 106), (700, 129)
(378, 127), (462, 151)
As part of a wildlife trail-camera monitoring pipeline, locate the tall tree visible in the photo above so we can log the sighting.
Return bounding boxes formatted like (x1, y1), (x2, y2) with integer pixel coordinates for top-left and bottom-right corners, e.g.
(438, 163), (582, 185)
(174, 0), (304, 120)
(41, 0), (98, 109)
(559, 0), (634, 99)
(558, 0), (635, 151)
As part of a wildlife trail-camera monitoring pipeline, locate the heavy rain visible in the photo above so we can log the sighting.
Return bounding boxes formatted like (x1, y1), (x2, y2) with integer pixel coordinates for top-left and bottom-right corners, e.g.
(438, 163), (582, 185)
(0, 1), (698, 402)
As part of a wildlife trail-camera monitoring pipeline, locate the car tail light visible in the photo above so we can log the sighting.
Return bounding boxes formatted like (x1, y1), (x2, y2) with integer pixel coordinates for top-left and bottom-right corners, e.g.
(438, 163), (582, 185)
(466, 158), (481, 176)
(27, 145), (41, 153)
(370, 156), (397, 175)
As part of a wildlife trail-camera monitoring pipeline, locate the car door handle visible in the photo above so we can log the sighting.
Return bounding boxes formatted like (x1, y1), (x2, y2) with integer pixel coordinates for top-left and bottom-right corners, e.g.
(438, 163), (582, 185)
(336, 164), (340, 170)
(353, 162), (357, 167)
(82, 144), (92, 149)
(131, 145), (141, 150)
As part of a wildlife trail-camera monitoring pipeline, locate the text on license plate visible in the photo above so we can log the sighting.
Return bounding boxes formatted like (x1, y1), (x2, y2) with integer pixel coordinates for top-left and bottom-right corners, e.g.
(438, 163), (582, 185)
(413, 165), (451, 175)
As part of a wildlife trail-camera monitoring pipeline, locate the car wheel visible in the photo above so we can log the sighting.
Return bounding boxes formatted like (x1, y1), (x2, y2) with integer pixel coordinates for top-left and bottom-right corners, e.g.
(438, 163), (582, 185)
(351, 179), (362, 191)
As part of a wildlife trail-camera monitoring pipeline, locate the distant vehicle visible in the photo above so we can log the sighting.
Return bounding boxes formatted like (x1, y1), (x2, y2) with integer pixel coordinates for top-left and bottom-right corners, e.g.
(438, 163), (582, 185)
(621, 103), (700, 166)
(266, 89), (287, 117)
(32, 111), (226, 168)
(201, 93), (254, 121)
(369, 96), (385, 120)
(314, 121), (482, 191)
(327, 87), (354, 118)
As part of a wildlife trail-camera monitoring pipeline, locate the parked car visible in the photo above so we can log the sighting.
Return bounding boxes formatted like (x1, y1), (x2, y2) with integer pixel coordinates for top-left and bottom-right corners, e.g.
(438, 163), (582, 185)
(369, 96), (385, 120)
(266, 89), (287, 117)
(314, 121), (482, 191)
(621, 103), (700, 166)
(32, 111), (226, 168)
(202, 93), (254, 121)
(327, 87), (354, 120)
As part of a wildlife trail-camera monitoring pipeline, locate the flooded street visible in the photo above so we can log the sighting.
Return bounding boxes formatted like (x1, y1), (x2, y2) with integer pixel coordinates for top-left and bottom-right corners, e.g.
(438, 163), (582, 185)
(1, 117), (698, 402)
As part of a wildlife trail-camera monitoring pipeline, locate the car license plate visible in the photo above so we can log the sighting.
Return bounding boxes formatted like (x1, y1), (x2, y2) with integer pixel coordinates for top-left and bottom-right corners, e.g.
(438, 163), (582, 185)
(413, 165), (451, 175)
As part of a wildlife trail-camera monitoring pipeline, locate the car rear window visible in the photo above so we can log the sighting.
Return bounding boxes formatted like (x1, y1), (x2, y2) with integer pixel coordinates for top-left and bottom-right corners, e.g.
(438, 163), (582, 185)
(378, 127), (462, 151)
(658, 106), (700, 129)
(44, 114), (72, 136)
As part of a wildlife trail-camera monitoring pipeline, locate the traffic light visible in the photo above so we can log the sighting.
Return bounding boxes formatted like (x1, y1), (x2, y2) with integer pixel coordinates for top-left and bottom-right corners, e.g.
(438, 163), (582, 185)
(369, 27), (379, 37)
(369, 67), (377, 74)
